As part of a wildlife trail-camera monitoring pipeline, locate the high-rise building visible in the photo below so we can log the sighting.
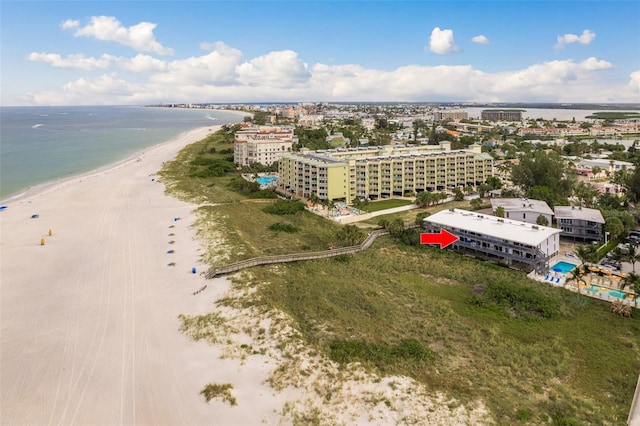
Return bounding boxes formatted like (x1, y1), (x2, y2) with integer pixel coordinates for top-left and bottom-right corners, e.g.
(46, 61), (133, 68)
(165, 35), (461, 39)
(481, 109), (523, 121)
(278, 142), (493, 203)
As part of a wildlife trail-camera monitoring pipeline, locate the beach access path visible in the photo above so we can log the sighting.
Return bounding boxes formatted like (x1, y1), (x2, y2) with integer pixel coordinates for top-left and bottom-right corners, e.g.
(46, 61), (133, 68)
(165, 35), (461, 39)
(0, 126), (287, 425)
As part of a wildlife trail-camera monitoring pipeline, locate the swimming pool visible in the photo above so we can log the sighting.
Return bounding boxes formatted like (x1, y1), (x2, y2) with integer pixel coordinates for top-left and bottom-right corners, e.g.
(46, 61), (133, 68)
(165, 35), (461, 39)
(256, 176), (278, 185)
(588, 285), (627, 299)
(551, 261), (577, 274)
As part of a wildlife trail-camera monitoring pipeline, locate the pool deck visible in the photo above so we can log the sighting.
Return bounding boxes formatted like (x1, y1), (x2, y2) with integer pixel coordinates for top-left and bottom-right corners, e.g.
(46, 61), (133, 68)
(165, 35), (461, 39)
(530, 256), (638, 308)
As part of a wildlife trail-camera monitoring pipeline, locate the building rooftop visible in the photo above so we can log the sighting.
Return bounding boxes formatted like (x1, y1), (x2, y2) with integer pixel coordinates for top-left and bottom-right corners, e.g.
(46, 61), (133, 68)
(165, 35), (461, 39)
(554, 206), (605, 223)
(490, 198), (554, 216)
(424, 208), (561, 247)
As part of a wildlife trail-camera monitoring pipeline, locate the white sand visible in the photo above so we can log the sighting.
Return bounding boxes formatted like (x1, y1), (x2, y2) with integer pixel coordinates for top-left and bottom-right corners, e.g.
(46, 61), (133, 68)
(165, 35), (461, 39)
(0, 127), (287, 425)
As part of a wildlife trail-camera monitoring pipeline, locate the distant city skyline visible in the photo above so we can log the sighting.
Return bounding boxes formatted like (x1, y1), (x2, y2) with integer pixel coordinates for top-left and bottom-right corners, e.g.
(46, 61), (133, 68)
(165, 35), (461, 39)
(1, 1), (639, 106)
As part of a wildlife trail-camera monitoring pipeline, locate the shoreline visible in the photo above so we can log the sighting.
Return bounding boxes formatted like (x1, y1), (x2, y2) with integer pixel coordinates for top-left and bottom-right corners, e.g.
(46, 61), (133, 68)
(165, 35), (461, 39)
(0, 126), (212, 206)
(0, 107), (250, 205)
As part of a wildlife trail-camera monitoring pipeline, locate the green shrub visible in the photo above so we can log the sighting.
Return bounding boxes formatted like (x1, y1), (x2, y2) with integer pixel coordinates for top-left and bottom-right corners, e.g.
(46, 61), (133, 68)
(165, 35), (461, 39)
(471, 281), (560, 319)
(246, 190), (278, 199)
(263, 199), (306, 215)
(228, 177), (260, 193)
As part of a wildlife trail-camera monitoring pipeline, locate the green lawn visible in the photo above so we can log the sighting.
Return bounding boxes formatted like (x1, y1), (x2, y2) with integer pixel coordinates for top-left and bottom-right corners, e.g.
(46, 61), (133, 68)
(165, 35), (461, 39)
(362, 198), (414, 212)
(162, 135), (640, 425)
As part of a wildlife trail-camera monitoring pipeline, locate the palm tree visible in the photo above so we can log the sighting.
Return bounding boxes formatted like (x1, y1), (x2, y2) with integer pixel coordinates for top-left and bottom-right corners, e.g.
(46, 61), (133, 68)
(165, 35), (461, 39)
(309, 193), (320, 207)
(625, 244), (640, 273)
(621, 272), (640, 307)
(576, 244), (598, 267)
(335, 224), (365, 247)
(495, 206), (505, 218)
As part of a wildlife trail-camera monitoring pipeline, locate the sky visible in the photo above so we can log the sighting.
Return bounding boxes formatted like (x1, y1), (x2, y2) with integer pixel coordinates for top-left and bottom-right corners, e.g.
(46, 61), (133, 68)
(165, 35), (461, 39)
(1, 1), (639, 106)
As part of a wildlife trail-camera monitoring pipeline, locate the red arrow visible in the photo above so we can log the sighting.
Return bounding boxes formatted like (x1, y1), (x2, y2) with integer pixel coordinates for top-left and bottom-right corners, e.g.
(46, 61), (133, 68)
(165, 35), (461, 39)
(420, 229), (459, 249)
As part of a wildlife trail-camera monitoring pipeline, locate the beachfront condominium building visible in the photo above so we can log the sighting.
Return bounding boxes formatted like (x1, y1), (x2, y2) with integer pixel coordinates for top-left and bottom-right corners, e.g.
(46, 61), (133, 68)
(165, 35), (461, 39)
(490, 198), (554, 225)
(554, 206), (605, 241)
(433, 110), (469, 122)
(481, 110), (523, 122)
(233, 126), (296, 167)
(278, 142), (494, 204)
(424, 208), (562, 273)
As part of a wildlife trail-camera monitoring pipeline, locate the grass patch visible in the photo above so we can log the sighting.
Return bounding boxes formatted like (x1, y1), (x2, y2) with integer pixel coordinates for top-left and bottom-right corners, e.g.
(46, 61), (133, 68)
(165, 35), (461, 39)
(263, 199), (306, 215)
(200, 383), (237, 406)
(329, 339), (435, 368)
(470, 280), (561, 319)
(268, 222), (300, 233)
(178, 312), (234, 345)
(362, 198), (414, 212)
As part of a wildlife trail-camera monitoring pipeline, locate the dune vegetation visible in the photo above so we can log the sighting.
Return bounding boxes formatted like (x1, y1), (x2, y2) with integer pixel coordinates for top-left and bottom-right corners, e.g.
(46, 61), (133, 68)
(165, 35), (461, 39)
(161, 129), (640, 425)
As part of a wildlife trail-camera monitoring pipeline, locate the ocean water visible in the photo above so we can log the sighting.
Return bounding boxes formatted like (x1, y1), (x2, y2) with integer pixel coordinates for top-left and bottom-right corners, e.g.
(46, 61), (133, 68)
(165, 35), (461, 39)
(0, 106), (243, 201)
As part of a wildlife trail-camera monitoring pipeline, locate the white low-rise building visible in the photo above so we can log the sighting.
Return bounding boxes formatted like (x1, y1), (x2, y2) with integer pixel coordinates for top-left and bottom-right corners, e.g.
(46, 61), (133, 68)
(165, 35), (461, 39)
(424, 208), (561, 273)
(490, 198), (554, 225)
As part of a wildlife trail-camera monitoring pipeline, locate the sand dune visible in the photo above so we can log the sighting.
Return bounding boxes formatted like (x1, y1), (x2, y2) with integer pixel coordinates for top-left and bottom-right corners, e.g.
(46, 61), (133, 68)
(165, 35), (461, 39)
(0, 127), (284, 425)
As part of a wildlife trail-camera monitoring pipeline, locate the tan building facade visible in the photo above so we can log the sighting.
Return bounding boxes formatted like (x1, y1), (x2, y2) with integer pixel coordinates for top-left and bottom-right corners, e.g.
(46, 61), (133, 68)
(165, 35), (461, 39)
(233, 126), (296, 167)
(278, 143), (493, 203)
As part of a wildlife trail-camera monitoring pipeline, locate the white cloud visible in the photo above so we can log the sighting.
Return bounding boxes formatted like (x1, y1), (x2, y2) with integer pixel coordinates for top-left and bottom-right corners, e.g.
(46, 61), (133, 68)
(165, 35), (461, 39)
(117, 54), (167, 72)
(27, 51), (167, 73)
(555, 29), (596, 50)
(17, 42), (636, 105)
(151, 42), (242, 85)
(26, 74), (133, 105)
(471, 35), (490, 45)
(428, 27), (460, 54)
(28, 52), (115, 70)
(60, 19), (79, 30)
(629, 70), (640, 92)
(236, 50), (310, 88)
(65, 16), (174, 55)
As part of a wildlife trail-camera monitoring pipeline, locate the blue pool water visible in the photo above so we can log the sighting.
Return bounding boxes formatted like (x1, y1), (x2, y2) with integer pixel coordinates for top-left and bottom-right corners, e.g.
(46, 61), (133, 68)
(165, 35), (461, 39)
(609, 290), (626, 299)
(551, 261), (577, 274)
(256, 176), (278, 185)
(588, 286), (626, 299)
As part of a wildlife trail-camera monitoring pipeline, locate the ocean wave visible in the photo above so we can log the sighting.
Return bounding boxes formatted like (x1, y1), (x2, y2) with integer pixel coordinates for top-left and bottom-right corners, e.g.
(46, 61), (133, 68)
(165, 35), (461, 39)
(205, 115), (218, 121)
(32, 124), (43, 129)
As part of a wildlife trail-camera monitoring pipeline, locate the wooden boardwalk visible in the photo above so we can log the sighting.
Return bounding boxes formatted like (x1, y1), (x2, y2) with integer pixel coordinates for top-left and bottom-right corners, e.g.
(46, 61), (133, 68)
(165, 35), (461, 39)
(205, 229), (389, 278)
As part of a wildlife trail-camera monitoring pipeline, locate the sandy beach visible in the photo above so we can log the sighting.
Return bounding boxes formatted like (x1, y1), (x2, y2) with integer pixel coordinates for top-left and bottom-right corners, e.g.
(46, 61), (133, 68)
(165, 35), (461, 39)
(0, 126), (287, 425)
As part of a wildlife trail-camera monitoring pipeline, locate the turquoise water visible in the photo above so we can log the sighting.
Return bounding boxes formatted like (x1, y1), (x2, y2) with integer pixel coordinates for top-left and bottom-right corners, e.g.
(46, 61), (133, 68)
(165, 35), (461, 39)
(257, 176), (278, 185)
(609, 290), (626, 299)
(588, 285), (627, 299)
(551, 261), (577, 274)
(0, 106), (243, 201)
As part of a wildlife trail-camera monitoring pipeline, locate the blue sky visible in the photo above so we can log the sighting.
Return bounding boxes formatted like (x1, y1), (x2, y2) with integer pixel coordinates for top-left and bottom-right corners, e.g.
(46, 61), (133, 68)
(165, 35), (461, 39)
(1, 1), (639, 105)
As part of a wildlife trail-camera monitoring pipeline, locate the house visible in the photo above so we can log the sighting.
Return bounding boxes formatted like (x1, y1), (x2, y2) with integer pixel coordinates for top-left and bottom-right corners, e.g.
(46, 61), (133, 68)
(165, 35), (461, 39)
(554, 206), (605, 241)
(490, 198), (554, 225)
(423, 208), (561, 273)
